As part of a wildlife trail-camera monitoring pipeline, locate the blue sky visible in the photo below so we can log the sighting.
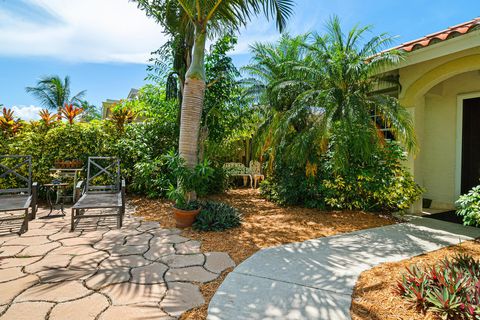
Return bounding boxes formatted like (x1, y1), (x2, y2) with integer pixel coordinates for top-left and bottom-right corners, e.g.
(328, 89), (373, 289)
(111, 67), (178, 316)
(1, 0), (479, 120)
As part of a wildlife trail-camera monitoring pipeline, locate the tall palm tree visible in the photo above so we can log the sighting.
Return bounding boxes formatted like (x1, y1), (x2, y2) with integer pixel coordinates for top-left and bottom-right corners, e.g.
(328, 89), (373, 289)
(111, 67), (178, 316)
(249, 16), (416, 172)
(243, 33), (309, 166)
(26, 75), (86, 116)
(136, 0), (295, 169)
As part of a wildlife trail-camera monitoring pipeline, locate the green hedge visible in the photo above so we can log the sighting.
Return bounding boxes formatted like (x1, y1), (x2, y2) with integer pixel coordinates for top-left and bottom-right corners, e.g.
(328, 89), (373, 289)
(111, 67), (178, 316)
(261, 142), (423, 212)
(3, 120), (226, 199)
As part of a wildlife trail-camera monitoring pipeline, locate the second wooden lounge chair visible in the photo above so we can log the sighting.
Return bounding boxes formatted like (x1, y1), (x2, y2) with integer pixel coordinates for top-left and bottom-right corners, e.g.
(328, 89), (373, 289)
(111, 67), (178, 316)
(71, 157), (125, 232)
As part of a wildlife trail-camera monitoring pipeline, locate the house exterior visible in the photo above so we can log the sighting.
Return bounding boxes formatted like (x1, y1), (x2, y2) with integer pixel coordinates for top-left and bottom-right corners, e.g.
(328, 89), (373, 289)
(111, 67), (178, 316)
(384, 18), (480, 212)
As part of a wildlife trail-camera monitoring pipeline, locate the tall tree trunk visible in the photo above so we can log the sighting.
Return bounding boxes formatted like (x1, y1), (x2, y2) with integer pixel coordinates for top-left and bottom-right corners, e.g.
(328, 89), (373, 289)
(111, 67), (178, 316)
(178, 25), (207, 168)
(57, 105), (62, 121)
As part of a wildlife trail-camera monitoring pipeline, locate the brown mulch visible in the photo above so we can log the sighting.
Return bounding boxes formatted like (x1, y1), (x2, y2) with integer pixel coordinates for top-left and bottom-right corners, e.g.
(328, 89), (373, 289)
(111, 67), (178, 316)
(351, 240), (480, 320)
(131, 188), (397, 320)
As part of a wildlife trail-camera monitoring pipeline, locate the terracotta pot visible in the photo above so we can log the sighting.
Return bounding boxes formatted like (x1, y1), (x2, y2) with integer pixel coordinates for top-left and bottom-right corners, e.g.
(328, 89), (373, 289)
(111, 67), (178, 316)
(172, 206), (201, 228)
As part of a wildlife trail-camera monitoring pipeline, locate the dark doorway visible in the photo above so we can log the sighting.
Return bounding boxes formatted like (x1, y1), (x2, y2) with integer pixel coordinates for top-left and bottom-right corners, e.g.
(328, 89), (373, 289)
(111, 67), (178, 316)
(425, 211), (464, 225)
(461, 97), (480, 194)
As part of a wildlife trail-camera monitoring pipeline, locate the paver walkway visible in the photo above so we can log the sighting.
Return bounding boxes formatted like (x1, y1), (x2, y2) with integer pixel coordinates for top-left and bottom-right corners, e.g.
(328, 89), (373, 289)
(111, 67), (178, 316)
(0, 206), (235, 320)
(208, 217), (480, 320)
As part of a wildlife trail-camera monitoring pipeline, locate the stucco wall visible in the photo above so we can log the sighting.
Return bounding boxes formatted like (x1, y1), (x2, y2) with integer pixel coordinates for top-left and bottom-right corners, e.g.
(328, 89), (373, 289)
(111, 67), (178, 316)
(422, 71), (480, 206)
(397, 44), (480, 210)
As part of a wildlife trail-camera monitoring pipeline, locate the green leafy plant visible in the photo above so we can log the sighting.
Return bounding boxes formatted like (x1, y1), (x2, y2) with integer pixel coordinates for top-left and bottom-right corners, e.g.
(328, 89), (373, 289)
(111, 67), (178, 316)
(164, 151), (214, 210)
(456, 186), (480, 227)
(193, 201), (242, 231)
(261, 141), (423, 212)
(395, 253), (480, 320)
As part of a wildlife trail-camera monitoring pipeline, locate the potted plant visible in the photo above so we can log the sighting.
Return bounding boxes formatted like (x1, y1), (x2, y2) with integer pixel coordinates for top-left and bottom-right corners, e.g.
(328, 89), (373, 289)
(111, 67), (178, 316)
(165, 151), (213, 228)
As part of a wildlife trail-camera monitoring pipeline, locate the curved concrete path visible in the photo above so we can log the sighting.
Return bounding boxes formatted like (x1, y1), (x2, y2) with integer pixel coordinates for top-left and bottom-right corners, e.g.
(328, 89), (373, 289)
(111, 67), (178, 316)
(208, 217), (480, 320)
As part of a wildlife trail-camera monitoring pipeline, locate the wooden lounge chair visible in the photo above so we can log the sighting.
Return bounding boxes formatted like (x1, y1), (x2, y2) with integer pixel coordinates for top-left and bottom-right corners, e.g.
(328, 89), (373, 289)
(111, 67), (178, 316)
(71, 157), (125, 231)
(0, 155), (38, 234)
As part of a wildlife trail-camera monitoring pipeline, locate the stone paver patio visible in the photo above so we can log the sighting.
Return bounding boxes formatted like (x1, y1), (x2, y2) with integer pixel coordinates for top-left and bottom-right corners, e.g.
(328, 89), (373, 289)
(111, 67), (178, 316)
(0, 206), (235, 320)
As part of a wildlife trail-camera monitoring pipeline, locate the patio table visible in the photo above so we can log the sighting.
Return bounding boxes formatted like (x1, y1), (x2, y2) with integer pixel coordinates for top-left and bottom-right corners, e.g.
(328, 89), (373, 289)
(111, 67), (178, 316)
(49, 168), (83, 202)
(43, 182), (69, 216)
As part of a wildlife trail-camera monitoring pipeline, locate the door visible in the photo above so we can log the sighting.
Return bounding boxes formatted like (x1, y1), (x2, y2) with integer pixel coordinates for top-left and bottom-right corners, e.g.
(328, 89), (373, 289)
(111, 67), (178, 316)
(461, 97), (480, 194)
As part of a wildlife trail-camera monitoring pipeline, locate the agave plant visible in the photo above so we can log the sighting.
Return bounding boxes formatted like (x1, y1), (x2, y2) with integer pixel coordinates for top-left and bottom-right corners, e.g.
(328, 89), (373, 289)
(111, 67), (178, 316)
(61, 104), (83, 125)
(0, 107), (22, 137)
(39, 109), (57, 127)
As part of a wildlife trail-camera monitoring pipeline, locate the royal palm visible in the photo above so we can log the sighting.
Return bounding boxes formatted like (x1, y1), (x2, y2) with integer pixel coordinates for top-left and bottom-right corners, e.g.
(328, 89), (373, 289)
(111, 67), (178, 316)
(136, 0), (295, 170)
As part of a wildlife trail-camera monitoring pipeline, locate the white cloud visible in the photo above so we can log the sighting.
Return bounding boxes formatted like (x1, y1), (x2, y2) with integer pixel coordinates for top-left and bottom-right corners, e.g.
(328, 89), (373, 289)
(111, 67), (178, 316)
(12, 105), (42, 121)
(0, 0), (168, 64)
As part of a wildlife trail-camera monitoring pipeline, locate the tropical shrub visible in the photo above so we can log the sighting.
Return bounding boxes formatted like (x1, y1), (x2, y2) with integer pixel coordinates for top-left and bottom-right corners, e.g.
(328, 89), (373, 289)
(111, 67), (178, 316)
(6, 122), (111, 185)
(39, 109), (57, 127)
(395, 253), (480, 319)
(131, 157), (176, 198)
(61, 104), (83, 124)
(0, 107), (23, 138)
(456, 186), (480, 227)
(164, 151), (214, 210)
(261, 142), (422, 212)
(110, 101), (137, 132)
(193, 201), (242, 231)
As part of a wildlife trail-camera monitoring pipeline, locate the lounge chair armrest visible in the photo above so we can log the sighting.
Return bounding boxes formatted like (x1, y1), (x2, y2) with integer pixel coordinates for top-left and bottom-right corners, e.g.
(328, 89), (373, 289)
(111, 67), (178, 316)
(31, 182), (38, 219)
(120, 179), (126, 205)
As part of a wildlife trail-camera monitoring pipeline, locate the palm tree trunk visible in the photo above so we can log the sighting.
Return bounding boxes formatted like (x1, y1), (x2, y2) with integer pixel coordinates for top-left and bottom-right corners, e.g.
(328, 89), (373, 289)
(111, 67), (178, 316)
(178, 25), (207, 168)
(57, 105), (62, 121)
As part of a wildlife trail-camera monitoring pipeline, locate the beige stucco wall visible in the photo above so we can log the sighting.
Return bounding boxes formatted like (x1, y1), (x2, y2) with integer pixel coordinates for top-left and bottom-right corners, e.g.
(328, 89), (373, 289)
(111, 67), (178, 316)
(397, 42), (480, 210)
(422, 71), (480, 207)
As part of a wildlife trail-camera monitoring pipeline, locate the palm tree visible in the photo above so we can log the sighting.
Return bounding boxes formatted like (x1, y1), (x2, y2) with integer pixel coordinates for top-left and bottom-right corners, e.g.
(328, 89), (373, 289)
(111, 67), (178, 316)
(135, 0), (295, 169)
(243, 33), (309, 111)
(249, 16), (416, 173)
(25, 75), (86, 116)
(243, 33), (309, 166)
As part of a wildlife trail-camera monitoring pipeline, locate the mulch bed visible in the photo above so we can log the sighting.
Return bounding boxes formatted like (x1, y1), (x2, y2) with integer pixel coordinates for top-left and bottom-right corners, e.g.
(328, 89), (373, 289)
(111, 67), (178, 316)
(131, 188), (397, 320)
(351, 240), (480, 320)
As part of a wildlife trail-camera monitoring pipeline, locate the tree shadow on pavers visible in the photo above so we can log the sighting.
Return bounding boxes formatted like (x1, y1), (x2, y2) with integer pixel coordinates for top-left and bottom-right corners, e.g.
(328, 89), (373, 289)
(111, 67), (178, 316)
(73, 209), (121, 232)
(0, 216), (24, 235)
(233, 220), (480, 295)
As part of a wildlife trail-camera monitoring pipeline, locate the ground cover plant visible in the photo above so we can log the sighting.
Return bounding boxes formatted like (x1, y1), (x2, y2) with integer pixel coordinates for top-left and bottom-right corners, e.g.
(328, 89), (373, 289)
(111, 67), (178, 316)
(352, 241), (480, 320)
(193, 200), (242, 231)
(396, 254), (480, 319)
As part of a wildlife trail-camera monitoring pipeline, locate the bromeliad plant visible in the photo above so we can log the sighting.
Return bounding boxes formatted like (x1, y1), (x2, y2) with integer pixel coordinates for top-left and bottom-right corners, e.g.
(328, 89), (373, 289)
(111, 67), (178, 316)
(0, 107), (23, 137)
(39, 109), (57, 127)
(193, 201), (242, 231)
(395, 253), (480, 319)
(164, 151), (214, 210)
(61, 104), (83, 124)
(110, 102), (137, 133)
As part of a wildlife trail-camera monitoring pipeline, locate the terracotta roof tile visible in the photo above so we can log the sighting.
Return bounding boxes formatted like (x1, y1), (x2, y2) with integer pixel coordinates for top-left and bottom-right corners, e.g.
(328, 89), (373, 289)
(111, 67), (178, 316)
(393, 17), (480, 52)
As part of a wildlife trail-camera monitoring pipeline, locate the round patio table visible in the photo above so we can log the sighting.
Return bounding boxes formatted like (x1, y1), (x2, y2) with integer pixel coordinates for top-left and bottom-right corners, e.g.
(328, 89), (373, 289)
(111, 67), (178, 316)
(43, 182), (69, 216)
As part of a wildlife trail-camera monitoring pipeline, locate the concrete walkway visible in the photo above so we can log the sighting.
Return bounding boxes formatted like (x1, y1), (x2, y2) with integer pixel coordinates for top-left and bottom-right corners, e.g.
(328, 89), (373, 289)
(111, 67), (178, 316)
(0, 206), (235, 320)
(208, 217), (480, 320)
